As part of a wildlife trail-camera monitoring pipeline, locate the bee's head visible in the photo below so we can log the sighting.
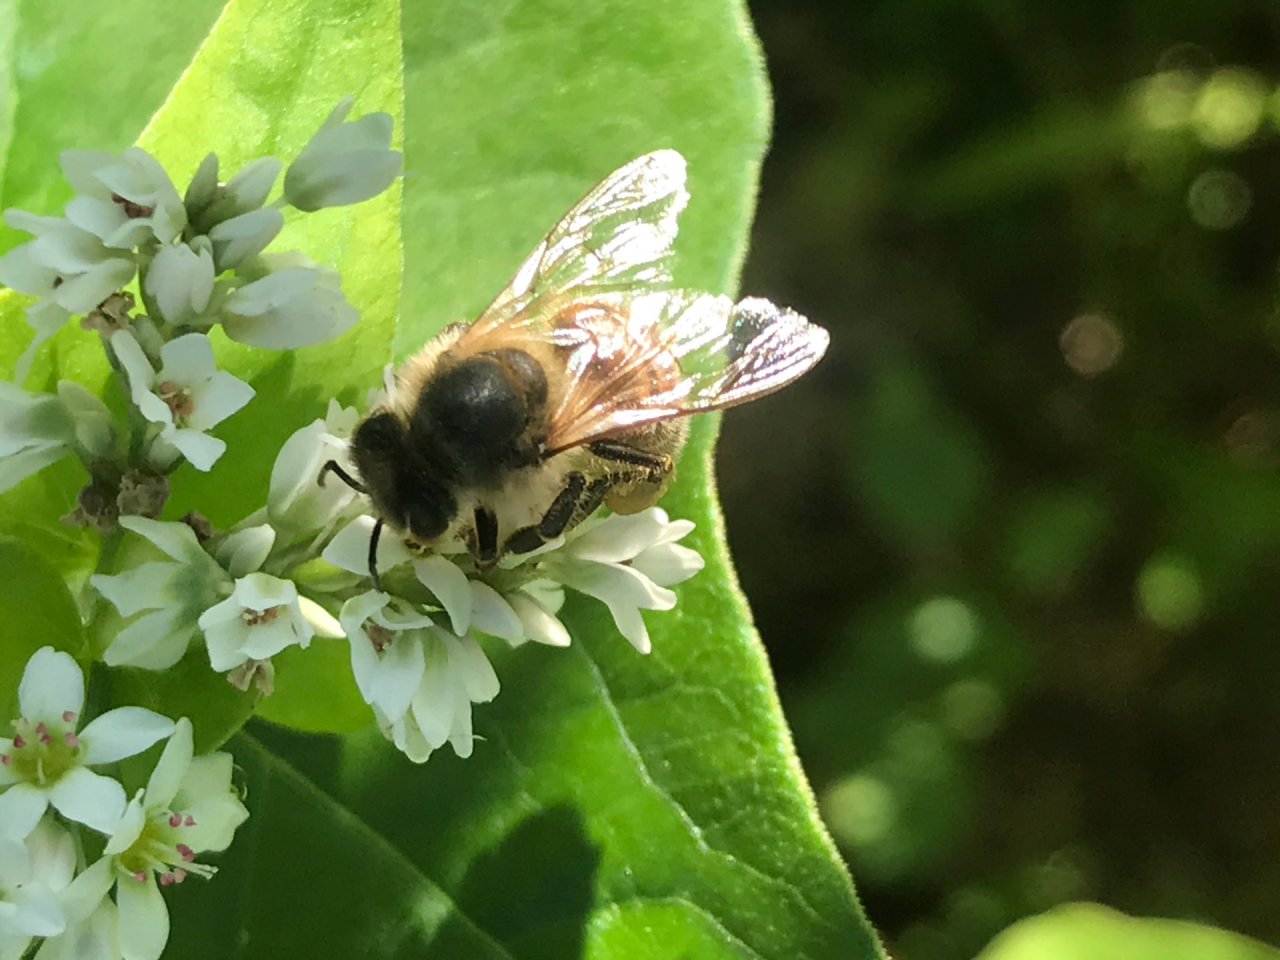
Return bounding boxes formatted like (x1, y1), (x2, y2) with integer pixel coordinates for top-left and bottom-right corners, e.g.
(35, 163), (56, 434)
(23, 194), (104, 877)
(350, 411), (456, 542)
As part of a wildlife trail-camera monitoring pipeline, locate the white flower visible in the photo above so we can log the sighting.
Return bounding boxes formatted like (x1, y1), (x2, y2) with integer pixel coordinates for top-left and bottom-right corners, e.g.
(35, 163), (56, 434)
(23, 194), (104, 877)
(0, 648), (174, 836)
(0, 213), (136, 377)
(541, 508), (704, 653)
(188, 156), (282, 231)
(0, 818), (75, 958)
(60, 718), (248, 960)
(60, 148), (186, 246)
(0, 381), (113, 494)
(324, 516), (474, 634)
(198, 572), (314, 674)
(379, 627), (499, 763)
(208, 207), (283, 271)
(143, 242), (215, 326)
(111, 330), (253, 471)
(268, 400), (362, 538)
(91, 517), (231, 670)
(221, 266), (358, 349)
(325, 507), (703, 653)
(283, 98), (402, 212)
(339, 591), (431, 724)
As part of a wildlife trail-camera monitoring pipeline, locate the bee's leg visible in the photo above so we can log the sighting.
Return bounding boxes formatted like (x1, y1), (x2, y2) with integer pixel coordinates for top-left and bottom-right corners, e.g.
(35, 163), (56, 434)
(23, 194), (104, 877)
(503, 472), (613, 556)
(474, 506), (500, 568)
(587, 440), (673, 481)
(368, 517), (385, 593)
(320, 460), (367, 494)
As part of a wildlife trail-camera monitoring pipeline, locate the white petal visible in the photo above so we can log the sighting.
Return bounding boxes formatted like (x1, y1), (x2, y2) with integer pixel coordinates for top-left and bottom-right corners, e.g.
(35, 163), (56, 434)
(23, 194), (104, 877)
(48, 768), (125, 834)
(557, 559), (676, 612)
(101, 609), (196, 671)
(60, 857), (115, 925)
(80, 708), (175, 765)
(214, 525), (276, 578)
(221, 156), (282, 214)
(0, 445), (69, 494)
(298, 596), (343, 638)
(0, 783), (49, 838)
(412, 646), (457, 749)
(51, 259), (135, 314)
(103, 794), (146, 854)
(144, 718), (192, 810)
(116, 872), (169, 960)
(18, 647), (84, 722)
(338, 590), (391, 641)
(608, 603), (652, 654)
(467, 582), (523, 642)
(90, 563), (177, 617)
(450, 634), (500, 703)
(366, 635), (425, 722)
(163, 427), (225, 471)
(108, 332), (166, 424)
(185, 370), (254, 431)
(0, 242), (59, 296)
(413, 556), (471, 635)
(118, 516), (202, 562)
(10, 880), (64, 937)
(507, 592), (571, 647)
(235, 571), (296, 610)
(157, 332), (215, 384)
(209, 207), (283, 269)
(146, 245), (214, 324)
(566, 509), (671, 563)
(322, 515), (412, 574)
(26, 817), (76, 890)
(0, 832), (30, 886)
(630, 542), (705, 587)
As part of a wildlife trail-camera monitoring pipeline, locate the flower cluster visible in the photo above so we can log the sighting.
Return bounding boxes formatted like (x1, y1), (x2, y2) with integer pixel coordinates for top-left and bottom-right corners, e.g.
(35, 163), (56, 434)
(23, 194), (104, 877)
(0, 98), (401, 522)
(0, 648), (248, 960)
(92, 397), (705, 763)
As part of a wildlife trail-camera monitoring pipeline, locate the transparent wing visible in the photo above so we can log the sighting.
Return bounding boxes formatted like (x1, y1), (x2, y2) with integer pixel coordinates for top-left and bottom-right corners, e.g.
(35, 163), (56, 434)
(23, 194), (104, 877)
(455, 150), (689, 354)
(546, 292), (830, 453)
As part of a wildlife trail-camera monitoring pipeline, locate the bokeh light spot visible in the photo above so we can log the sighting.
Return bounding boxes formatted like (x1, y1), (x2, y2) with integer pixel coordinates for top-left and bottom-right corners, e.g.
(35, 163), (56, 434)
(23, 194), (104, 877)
(1059, 312), (1124, 377)
(910, 596), (979, 663)
(821, 773), (899, 847)
(1187, 169), (1251, 230)
(940, 679), (1006, 741)
(1133, 70), (1198, 130)
(1192, 68), (1268, 149)
(1136, 553), (1204, 632)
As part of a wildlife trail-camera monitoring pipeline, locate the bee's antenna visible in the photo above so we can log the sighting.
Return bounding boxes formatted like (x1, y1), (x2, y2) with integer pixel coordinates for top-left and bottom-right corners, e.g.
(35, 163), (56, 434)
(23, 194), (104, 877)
(368, 517), (385, 593)
(319, 460), (367, 494)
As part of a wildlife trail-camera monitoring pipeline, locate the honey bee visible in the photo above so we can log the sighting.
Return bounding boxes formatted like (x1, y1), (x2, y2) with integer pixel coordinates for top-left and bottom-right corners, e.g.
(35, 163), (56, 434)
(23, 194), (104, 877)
(322, 150), (828, 584)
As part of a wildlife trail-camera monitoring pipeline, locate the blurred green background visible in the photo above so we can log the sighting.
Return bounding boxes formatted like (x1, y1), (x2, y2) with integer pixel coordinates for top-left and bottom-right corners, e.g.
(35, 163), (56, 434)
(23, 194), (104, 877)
(720, 2), (1280, 957)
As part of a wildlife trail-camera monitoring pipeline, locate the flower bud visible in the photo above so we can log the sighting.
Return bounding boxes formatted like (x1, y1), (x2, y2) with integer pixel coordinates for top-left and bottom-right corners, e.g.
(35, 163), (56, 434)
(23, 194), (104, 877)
(283, 98), (402, 212)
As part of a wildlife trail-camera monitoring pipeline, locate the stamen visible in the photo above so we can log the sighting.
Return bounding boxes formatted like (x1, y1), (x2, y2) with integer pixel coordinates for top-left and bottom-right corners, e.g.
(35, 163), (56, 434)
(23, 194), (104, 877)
(11, 735), (23, 749)
(171, 868), (188, 884)
(176, 843), (195, 862)
(0, 754), (9, 766)
(62, 711), (77, 724)
(64, 732), (79, 748)
(242, 606), (281, 627)
(169, 813), (183, 828)
(184, 815), (196, 827)
(133, 871), (148, 884)
(111, 193), (155, 219)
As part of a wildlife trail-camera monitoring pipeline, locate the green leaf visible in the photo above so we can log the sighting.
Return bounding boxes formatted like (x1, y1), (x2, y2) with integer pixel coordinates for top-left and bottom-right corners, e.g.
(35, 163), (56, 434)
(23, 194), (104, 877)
(0, 0), (227, 229)
(977, 903), (1280, 960)
(140, 1), (404, 531)
(161, 0), (875, 954)
(0, 537), (85, 721)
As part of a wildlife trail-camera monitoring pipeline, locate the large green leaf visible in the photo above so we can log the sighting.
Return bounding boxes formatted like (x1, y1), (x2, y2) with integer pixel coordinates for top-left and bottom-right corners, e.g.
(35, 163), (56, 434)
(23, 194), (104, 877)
(0, 0), (226, 231)
(0, 0), (877, 955)
(977, 904), (1280, 960)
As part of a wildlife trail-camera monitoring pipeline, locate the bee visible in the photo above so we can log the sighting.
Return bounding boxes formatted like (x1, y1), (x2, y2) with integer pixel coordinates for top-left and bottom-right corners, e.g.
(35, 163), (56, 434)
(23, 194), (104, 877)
(322, 150), (828, 585)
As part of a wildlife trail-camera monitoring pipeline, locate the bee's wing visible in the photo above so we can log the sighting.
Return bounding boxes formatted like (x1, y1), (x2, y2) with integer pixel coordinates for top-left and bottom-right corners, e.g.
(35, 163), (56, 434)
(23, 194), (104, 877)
(545, 292), (830, 454)
(456, 150), (689, 353)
